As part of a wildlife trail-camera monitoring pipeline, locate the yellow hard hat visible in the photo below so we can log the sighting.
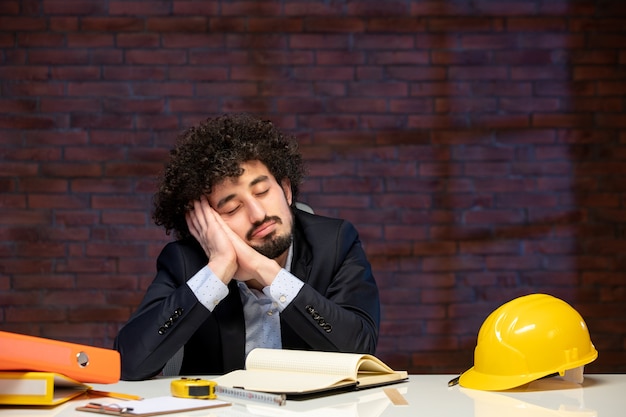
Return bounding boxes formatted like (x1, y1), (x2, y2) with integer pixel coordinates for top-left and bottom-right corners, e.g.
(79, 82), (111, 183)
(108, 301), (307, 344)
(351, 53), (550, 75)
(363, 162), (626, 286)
(459, 293), (598, 391)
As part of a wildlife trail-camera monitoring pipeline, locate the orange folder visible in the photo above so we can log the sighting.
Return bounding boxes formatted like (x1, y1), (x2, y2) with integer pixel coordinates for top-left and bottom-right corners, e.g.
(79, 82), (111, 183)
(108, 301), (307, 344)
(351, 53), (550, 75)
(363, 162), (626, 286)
(0, 331), (120, 384)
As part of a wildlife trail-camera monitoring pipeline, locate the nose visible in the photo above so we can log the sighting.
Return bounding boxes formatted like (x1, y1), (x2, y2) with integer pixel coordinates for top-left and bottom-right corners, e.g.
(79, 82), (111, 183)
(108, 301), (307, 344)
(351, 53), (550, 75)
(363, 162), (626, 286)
(247, 198), (266, 224)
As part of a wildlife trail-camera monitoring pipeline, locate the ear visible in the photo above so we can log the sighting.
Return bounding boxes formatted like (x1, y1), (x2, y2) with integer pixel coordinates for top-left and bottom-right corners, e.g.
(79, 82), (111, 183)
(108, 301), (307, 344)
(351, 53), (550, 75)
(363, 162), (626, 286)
(280, 178), (293, 206)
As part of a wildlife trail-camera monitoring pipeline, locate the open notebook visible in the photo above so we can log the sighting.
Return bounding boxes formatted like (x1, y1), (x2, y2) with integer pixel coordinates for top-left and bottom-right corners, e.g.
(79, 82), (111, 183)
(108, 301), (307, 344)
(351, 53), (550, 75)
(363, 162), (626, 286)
(213, 348), (408, 398)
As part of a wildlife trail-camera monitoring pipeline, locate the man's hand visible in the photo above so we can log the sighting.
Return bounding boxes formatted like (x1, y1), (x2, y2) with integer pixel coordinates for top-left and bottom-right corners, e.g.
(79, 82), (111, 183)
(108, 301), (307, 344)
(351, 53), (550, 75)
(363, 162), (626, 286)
(186, 198), (280, 288)
(186, 198), (237, 284)
(211, 210), (281, 288)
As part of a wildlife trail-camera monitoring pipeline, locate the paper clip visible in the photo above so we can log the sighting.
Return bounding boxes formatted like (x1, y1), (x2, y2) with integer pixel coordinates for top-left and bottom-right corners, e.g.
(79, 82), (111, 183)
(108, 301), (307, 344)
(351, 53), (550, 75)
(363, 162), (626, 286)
(84, 402), (135, 414)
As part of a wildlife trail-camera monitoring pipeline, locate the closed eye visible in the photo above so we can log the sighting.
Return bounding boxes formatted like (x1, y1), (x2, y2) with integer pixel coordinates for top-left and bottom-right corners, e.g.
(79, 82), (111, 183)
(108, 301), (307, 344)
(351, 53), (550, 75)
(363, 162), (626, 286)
(224, 205), (241, 215)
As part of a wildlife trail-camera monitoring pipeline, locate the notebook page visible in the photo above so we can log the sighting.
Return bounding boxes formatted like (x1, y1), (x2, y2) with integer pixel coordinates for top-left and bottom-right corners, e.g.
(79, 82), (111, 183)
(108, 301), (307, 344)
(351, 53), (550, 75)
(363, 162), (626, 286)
(214, 369), (353, 394)
(245, 349), (366, 378)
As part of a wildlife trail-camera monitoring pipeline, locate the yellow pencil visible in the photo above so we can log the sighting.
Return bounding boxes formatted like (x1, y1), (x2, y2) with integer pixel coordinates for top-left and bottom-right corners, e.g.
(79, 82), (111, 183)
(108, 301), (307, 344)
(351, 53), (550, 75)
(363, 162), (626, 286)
(88, 389), (143, 401)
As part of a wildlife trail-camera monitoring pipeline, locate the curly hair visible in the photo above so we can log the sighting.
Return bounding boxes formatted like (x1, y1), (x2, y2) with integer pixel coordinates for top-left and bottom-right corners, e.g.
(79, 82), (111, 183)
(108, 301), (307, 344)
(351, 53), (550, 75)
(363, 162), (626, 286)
(153, 114), (305, 239)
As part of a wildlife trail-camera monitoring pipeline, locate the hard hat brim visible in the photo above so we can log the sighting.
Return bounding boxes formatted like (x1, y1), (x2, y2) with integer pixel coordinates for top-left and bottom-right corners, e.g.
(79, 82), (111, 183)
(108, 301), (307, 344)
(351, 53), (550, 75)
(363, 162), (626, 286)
(458, 347), (598, 391)
(458, 366), (551, 391)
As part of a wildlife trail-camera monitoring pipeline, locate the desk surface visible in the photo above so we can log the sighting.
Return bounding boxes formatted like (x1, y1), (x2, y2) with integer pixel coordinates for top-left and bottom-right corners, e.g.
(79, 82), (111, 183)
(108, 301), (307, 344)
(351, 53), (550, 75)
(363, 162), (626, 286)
(2, 374), (625, 417)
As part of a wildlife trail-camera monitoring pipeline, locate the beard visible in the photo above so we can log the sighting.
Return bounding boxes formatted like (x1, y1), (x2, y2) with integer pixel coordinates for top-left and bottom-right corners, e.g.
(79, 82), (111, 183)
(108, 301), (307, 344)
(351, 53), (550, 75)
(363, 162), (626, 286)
(252, 231), (293, 259)
(247, 215), (293, 259)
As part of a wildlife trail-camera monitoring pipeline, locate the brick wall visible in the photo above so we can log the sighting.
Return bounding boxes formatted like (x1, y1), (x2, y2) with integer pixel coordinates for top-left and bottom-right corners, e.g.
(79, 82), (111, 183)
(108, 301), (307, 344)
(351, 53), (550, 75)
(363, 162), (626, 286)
(1, 0), (625, 374)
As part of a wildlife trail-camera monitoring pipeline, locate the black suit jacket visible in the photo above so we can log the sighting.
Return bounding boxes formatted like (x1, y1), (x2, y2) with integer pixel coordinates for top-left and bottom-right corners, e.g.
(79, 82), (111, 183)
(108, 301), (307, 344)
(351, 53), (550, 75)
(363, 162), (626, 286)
(114, 209), (380, 380)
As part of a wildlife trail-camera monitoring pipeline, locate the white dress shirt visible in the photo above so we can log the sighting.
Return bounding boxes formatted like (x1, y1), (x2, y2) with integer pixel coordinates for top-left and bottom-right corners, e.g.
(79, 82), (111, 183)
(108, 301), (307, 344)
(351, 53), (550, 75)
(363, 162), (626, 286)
(186, 244), (304, 357)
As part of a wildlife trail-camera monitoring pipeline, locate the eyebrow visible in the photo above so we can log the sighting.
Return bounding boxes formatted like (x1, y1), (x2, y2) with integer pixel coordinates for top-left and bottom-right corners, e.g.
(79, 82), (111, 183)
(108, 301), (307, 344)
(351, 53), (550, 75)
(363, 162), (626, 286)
(215, 175), (270, 209)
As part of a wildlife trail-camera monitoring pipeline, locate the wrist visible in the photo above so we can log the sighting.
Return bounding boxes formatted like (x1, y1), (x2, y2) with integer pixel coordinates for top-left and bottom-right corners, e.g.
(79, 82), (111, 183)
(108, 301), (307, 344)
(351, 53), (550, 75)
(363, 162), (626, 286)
(254, 259), (282, 287)
(207, 257), (236, 284)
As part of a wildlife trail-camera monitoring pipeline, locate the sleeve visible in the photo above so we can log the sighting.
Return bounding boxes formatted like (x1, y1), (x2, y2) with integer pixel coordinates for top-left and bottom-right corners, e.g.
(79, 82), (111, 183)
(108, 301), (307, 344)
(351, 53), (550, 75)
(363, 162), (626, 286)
(279, 218), (380, 355)
(187, 265), (230, 311)
(114, 242), (217, 381)
(265, 269), (305, 311)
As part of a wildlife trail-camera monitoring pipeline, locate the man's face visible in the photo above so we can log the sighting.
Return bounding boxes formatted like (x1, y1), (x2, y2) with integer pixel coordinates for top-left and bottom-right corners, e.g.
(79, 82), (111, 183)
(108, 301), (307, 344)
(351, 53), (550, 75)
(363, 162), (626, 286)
(208, 160), (294, 260)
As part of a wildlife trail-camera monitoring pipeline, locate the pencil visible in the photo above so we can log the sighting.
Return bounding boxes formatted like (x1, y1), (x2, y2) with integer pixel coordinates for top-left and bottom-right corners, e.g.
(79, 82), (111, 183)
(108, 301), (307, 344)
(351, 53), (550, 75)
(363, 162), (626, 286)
(88, 389), (143, 401)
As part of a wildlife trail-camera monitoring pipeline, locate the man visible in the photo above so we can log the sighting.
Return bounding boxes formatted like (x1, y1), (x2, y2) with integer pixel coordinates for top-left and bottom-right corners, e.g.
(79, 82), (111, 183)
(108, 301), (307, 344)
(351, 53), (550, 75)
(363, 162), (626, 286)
(114, 114), (380, 380)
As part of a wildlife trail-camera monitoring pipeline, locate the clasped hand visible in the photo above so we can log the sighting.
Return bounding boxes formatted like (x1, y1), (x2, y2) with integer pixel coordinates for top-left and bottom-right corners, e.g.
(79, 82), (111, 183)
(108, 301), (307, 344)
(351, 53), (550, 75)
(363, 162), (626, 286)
(185, 198), (276, 288)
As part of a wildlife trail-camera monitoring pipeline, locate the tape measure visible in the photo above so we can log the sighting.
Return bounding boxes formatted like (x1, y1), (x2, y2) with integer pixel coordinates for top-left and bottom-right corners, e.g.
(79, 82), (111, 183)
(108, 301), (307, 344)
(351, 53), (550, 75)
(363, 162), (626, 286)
(170, 378), (217, 399)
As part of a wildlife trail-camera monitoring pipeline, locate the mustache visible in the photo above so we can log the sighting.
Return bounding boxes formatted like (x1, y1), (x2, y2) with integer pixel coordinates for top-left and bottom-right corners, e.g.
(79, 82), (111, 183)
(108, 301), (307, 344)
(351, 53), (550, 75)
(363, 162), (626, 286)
(246, 215), (282, 240)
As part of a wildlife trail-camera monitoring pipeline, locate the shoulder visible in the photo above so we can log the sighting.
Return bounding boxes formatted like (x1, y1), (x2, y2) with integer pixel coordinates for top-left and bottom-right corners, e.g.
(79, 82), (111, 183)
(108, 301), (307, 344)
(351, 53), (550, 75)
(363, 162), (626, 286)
(295, 207), (351, 230)
(159, 237), (204, 258)
(156, 238), (207, 280)
(291, 208), (371, 282)
(293, 208), (359, 247)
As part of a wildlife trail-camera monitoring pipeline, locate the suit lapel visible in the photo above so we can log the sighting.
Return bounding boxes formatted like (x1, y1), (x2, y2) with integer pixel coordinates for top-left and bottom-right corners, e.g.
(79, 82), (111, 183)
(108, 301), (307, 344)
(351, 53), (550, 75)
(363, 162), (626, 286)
(290, 212), (313, 282)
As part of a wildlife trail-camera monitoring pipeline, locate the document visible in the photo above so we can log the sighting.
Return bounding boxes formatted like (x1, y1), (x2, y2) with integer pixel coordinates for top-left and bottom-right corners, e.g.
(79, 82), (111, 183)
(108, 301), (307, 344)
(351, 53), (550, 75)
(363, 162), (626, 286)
(213, 348), (408, 397)
(76, 396), (230, 416)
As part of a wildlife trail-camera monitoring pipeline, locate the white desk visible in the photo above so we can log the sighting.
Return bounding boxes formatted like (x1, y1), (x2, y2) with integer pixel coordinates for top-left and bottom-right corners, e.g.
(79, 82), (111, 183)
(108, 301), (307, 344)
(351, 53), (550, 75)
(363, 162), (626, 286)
(2, 374), (625, 417)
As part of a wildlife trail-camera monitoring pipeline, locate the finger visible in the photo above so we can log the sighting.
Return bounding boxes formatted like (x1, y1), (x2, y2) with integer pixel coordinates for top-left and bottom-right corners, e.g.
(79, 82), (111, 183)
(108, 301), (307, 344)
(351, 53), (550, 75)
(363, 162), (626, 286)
(212, 210), (252, 258)
(210, 207), (239, 241)
(186, 201), (203, 231)
(191, 199), (209, 230)
(185, 211), (199, 239)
